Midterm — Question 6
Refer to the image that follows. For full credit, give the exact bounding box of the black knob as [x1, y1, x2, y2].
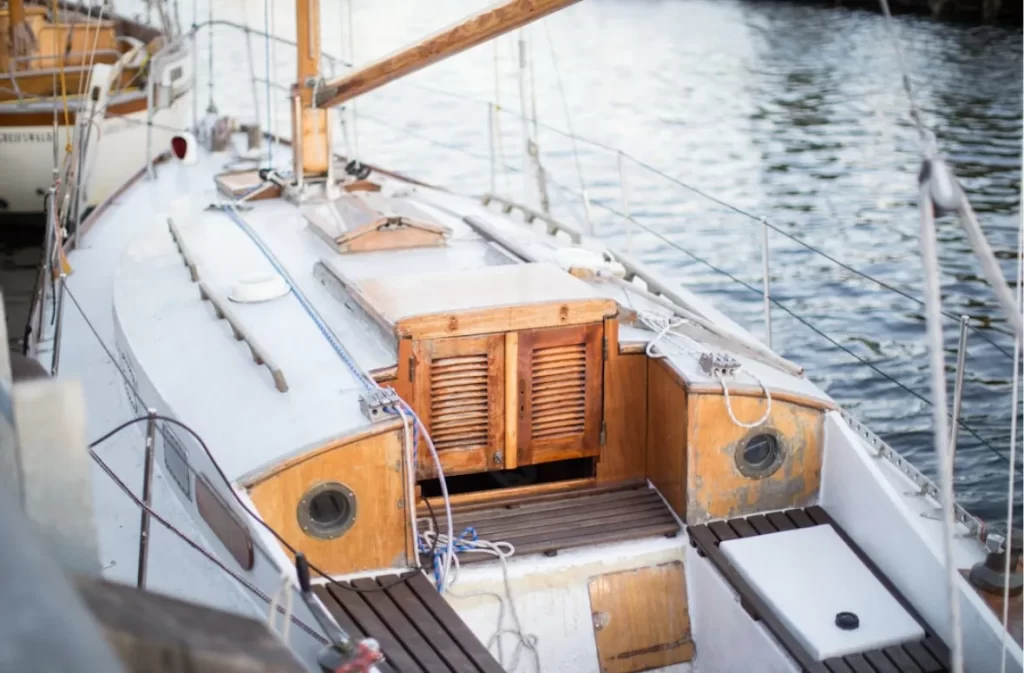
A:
[835, 612, 860, 630]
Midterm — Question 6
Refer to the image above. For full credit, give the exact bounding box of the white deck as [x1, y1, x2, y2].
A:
[36, 134, 1020, 673]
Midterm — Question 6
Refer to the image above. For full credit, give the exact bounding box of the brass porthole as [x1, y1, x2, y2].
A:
[734, 428, 786, 479]
[297, 482, 358, 540]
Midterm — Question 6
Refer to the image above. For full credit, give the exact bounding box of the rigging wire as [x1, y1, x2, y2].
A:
[349, 112, 1020, 471]
[542, 19, 590, 233]
[85, 437, 328, 644]
[396, 79, 1018, 351]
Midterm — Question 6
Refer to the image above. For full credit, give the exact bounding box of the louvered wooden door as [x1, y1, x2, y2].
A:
[516, 323, 604, 465]
[409, 334, 505, 479]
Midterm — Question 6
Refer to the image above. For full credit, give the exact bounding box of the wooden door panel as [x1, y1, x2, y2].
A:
[409, 334, 504, 479]
[516, 323, 603, 465]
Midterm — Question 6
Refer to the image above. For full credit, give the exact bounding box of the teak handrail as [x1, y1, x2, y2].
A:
[314, 0, 581, 109]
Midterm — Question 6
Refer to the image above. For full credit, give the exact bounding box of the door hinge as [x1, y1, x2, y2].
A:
[602, 335, 608, 361]
[599, 420, 607, 446]
[408, 355, 416, 382]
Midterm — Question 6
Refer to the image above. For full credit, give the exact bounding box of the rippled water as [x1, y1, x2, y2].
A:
[2, 0, 1020, 522]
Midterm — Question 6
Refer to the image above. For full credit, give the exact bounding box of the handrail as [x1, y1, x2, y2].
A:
[197, 282, 289, 393]
[47, 13, 1015, 476]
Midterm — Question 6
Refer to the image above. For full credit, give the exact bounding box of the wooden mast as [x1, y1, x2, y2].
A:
[314, 0, 582, 109]
[293, 0, 331, 179]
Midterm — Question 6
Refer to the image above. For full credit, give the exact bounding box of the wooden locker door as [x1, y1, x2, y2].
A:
[516, 323, 604, 466]
[409, 334, 505, 479]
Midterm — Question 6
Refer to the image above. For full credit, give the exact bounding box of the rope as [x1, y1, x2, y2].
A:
[542, 19, 589, 232]
[998, 187, 1023, 673]
[639, 310, 771, 428]
[718, 371, 772, 429]
[416, 522, 541, 673]
[267, 569, 295, 641]
[263, 0, 273, 166]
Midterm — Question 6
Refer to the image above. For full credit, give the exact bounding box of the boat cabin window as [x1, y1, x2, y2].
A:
[734, 430, 786, 479]
[297, 481, 358, 540]
[196, 475, 254, 570]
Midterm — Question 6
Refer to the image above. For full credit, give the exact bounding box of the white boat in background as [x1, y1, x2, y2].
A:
[21, 0, 1023, 671]
[0, 0, 190, 224]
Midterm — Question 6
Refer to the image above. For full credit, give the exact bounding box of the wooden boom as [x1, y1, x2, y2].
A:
[315, 0, 581, 109]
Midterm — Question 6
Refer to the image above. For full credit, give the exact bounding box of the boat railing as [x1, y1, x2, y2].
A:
[47, 18, 1013, 533]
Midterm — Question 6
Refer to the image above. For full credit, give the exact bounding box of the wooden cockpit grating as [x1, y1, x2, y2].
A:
[419, 482, 680, 565]
[688, 507, 951, 673]
[313, 571, 504, 673]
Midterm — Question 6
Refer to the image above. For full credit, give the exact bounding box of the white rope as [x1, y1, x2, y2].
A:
[639, 309, 771, 428]
[416, 524, 541, 673]
[998, 168, 1023, 673]
[717, 371, 772, 429]
[918, 183, 964, 673]
[267, 569, 294, 641]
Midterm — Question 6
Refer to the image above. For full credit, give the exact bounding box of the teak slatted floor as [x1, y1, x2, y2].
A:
[420, 482, 681, 565]
[689, 506, 952, 673]
[313, 571, 504, 673]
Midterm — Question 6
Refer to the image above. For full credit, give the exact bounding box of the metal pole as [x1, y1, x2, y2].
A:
[949, 315, 969, 469]
[136, 409, 158, 589]
[50, 273, 66, 377]
[761, 216, 772, 349]
[37, 187, 56, 340]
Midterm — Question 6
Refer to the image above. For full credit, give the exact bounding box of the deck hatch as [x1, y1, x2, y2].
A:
[688, 507, 952, 672]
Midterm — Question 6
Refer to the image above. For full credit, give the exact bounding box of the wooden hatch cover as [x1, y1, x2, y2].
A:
[304, 191, 450, 253]
[689, 506, 953, 673]
[588, 561, 694, 673]
[312, 571, 504, 673]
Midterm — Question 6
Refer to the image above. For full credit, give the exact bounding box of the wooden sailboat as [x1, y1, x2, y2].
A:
[25, 0, 1022, 671]
[0, 0, 190, 222]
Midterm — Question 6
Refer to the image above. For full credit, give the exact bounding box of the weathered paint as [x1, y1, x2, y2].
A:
[685, 393, 823, 524]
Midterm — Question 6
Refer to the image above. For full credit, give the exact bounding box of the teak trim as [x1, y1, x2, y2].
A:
[240, 419, 404, 487]
[394, 298, 617, 340]
[684, 382, 835, 411]
[418, 477, 602, 513]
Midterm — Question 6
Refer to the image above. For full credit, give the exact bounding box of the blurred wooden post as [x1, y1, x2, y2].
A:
[77, 577, 309, 673]
[0, 291, 99, 575]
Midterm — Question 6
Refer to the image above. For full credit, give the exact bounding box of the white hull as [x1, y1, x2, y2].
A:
[0, 94, 191, 217]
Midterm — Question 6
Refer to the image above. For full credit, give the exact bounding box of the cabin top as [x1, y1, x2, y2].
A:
[112, 155, 832, 484]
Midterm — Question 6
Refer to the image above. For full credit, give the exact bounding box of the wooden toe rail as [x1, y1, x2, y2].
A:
[689, 507, 951, 673]
[313, 571, 504, 673]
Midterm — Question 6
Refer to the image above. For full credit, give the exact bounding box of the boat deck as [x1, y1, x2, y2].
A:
[313, 571, 505, 673]
[689, 507, 952, 673]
